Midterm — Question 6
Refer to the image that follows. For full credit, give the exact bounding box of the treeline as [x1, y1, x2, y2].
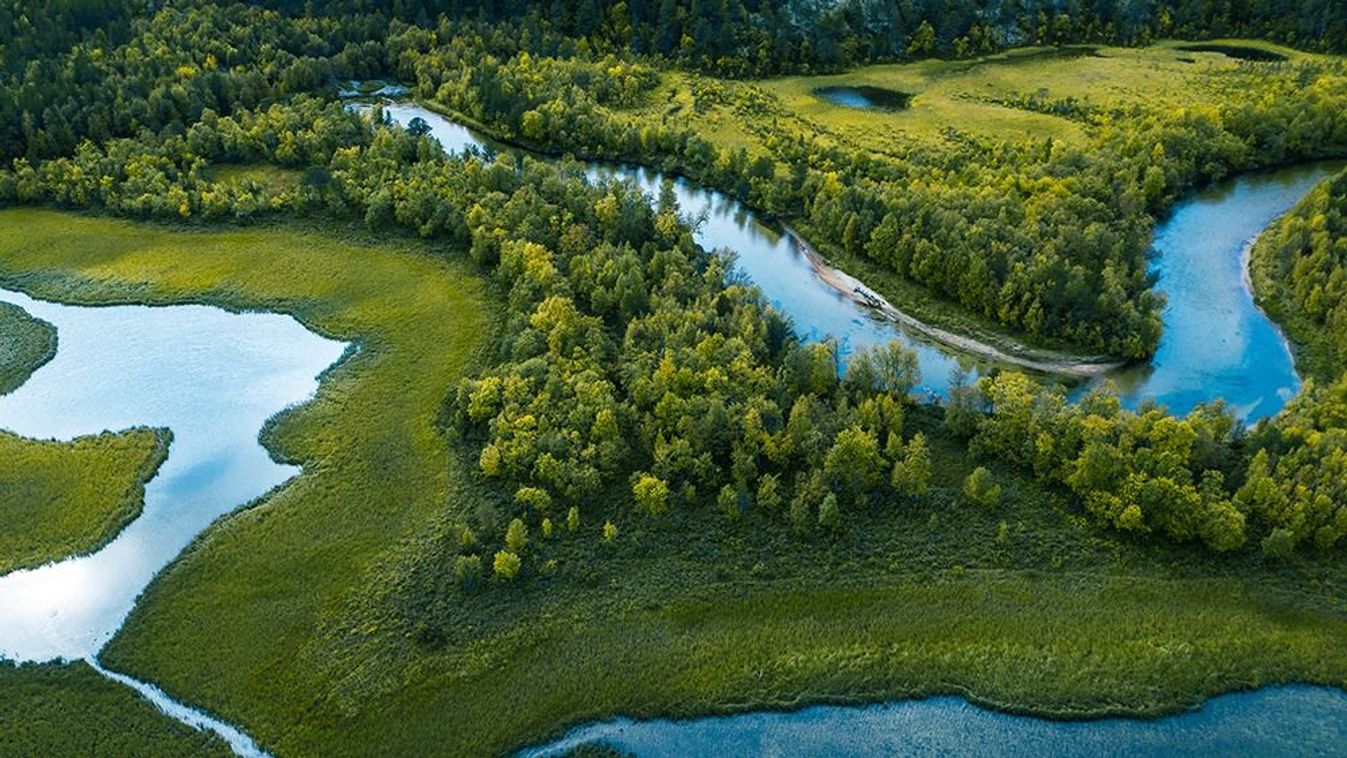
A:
[0, 1, 388, 161]
[273, 0, 1346, 75]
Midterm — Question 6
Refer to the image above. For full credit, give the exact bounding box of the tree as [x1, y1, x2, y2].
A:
[603, 520, 620, 542]
[515, 486, 552, 513]
[453, 555, 481, 589]
[757, 473, 781, 510]
[823, 425, 885, 503]
[406, 117, 431, 137]
[1262, 527, 1296, 559]
[892, 432, 931, 498]
[493, 549, 522, 579]
[567, 505, 581, 532]
[963, 467, 1002, 508]
[505, 518, 529, 552]
[718, 484, 742, 520]
[818, 492, 841, 530]
[632, 473, 670, 515]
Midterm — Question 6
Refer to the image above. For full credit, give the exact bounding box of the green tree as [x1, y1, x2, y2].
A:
[632, 473, 670, 515]
[493, 550, 522, 580]
[818, 492, 841, 530]
[892, 432, 931, 498]
[963, 467, 1002, 508]
[505, 518, 529, 552]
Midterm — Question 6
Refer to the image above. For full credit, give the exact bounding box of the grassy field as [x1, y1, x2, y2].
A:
[0, 427, 170, 574]
[2, 207, 1346, 756]
[0, 300, 57, 394]
[0, 661, 231, 756]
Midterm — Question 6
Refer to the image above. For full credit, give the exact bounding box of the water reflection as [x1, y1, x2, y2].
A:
[0, 289, 346, 661]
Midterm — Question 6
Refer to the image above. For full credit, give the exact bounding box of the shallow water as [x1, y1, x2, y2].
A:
[373, 101, 1342, 420]
[0, 288, 346, 661]
[520, 685, 1347, 757]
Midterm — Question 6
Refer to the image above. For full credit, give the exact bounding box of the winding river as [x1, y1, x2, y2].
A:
[365, 100, 1347, 755]
[376, 101, 1342, 421]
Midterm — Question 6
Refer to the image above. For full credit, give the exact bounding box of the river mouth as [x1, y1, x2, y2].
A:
[814, 85, 912, 111]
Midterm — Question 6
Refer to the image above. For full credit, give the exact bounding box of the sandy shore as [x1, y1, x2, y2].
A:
[783, 226, 1126, 378]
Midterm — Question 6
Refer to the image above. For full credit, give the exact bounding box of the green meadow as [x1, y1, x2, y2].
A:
[0, 661, 231, 757]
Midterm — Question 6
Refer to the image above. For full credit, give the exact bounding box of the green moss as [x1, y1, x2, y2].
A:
[0, 427, 170, 574]
[0, 300, 57, 395]
[0, 661, 232, 757]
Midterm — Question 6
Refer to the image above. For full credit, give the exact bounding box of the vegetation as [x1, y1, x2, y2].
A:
[0, 660, 231, 757]
[0, 300, 56, 394]
[1252, 167, 1347, 384]
[0, 427, 170, 574]
[4, 3, 1347, 757]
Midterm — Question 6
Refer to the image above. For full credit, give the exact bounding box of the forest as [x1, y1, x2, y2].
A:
[3, 0, 1347, 755]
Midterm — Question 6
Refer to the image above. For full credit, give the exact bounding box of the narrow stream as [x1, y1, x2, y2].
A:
[0, 287, 346, 755]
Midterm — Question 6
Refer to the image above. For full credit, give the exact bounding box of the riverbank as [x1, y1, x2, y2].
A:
[783, 225, 1123, 378]
[0, 301, 57, 394]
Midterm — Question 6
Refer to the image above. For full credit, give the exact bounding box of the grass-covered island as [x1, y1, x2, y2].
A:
[0, 300, 56, 395]
[3, 1, 1347, 757]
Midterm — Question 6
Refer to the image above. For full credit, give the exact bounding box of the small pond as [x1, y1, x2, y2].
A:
[814, 85, 912, 111]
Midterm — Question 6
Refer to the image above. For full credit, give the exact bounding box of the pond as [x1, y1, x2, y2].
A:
[813, 85, 912, 111]
[369, 100, 1342, 421]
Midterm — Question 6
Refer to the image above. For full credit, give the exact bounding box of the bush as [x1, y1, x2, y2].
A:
[964, 467, 1002, 508]
[493, 550, 522, 580]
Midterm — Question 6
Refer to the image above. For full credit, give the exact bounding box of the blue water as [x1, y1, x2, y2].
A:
[521, 686, 1347, 757]
[1100, 161, 1346, 422]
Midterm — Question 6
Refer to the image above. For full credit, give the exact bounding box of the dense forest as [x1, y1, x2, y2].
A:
[276, 0, 1346, 75]
[3, 0, 1347, 578]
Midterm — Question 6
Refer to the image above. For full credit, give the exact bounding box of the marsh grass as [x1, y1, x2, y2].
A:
[0, 427, 170, 574]
[0, 300, 57, 395]
[0, 660, 231, 757]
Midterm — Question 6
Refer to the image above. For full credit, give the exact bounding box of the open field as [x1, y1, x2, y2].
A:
[0, 427, 170, 575]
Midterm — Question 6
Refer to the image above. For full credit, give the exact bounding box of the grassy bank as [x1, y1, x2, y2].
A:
[3, 208, 1346, 756]
[0, 427, 170, 574]
[0, 661, 232, 757]
[0, 300, 57, 394]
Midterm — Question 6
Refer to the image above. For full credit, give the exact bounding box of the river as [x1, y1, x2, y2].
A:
[362, 99, 1347, 756]
[373, 100, 1342, 422]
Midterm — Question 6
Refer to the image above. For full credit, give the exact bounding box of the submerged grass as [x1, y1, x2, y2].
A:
[0, 427, 170, 575]
[1, 208, 1345, 756]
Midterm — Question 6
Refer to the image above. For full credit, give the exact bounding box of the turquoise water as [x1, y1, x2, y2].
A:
[0, 289, 345, 662]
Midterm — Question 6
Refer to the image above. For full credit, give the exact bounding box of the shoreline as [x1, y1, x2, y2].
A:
[782, 225, 1126, 378]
